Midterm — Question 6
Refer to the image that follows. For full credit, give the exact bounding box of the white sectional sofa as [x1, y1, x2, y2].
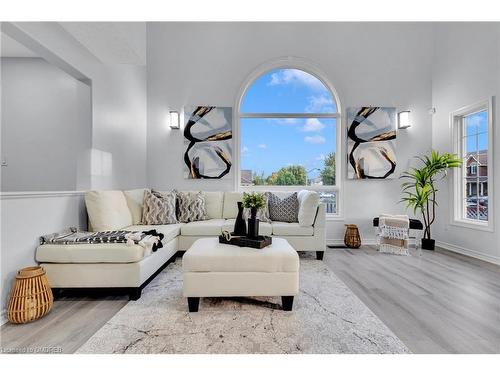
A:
[36, 189, 326, 300]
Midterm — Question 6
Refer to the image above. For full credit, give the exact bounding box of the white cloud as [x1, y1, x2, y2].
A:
[268, 69, 326, 91]
[304, 135, 326, 144]
[466, 112, 486, 128]
[257, 144, 267, 149]
[267, 118, 299, 126]
[305, 95, 335, 112]
[241, 146, 249, 155]
[302, 118, 325, 132]
[316, 154, 326, 161]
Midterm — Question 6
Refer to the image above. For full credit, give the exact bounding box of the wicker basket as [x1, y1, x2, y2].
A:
[7, 266, 53, 324]
[344, 224, 361, 249]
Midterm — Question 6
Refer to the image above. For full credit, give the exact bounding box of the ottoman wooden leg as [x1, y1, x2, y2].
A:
[187, 297, 200, 312]
[316, 251, 324, 260]
[282, 296, 294, 311]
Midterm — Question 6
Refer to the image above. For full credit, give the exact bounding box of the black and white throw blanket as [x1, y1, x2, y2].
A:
[40, 227, 165, 257]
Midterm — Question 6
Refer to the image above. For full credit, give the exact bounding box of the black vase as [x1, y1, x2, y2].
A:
[421, 238, 435, 251]
[247, 208, 259, 238]
[233, 202, 247, 236]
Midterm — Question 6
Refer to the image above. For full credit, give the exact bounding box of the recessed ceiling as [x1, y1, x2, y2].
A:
[59, 22, 146, 65]
[1, 32, 39, 58]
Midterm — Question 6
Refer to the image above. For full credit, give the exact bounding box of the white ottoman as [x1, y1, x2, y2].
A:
[182, 237, 299, 312]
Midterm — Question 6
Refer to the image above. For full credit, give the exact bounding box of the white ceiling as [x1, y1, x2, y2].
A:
[59, 22, 146, 65]
[1, 32, 39, 58]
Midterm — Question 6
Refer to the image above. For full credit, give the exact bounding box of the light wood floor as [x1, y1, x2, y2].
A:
[1, 248, 499, 354]
[326, 247, 500, 354]
[1, 296, 128, 354]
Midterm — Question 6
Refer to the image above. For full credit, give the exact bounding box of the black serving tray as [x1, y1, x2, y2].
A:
[218, 234, 272, 249]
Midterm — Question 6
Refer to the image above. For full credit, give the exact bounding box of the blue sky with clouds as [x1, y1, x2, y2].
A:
[465, 110, 488, 153]
[240, 69, 336, 179]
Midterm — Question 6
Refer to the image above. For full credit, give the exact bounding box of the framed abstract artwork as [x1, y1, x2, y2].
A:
[183, 106, 233, 179]
[347, 107, 397, 179]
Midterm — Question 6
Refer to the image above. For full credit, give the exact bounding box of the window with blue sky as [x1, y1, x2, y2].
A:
[239, 68, 339, 214]
[463, 110, 489, 221]
[241, 68, 336, 113]
[240, 68, 337, 187]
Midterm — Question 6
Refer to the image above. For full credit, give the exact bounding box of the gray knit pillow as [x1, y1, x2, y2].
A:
[176, 191, 208, 223]
[142, 190, 178, 225]
[266, 192, 299, 223]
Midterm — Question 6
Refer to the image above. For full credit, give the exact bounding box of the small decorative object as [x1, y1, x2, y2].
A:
[7, 266, 53, 324]
[347, 106, 397, 179]
[183, 105, 233, 179]
[401, 150, 461, 250]
[242, 192, 267, 239]
[220, 231, 272, 249]
[344, 224, 361, 248]
[233, 201, 247, 236]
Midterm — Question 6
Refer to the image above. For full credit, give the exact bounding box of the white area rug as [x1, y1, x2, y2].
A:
[77, 254, 410, 354]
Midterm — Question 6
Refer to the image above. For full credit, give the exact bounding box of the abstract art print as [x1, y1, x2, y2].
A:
[183, 106, 233, 179]
[347, 107, 397, 179]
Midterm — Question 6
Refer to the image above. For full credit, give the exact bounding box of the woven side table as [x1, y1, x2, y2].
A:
[7, 266, 53, 324]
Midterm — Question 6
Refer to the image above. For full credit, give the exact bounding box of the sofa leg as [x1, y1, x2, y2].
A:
[316, 251, 324, 260]
[129, 288, 142, 301]
[187, 297, 200, 312]
[282, 296, 294, 311]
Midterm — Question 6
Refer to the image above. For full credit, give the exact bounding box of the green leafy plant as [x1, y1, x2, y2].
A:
[242, 192, 267, 210]
[400, 150, 461, 240]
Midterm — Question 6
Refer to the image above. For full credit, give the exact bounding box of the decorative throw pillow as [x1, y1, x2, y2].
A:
[266, 192, 299, 223]
[176, 191, 208, 223]
[297, 190, 320, 227]
[141, 190, 178, 225]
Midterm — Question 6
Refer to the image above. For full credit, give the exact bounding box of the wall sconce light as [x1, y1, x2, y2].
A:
[398, 111, 411, 129]
[169, 110, 180, 129]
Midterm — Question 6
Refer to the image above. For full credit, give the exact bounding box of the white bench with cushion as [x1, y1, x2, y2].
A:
[182, 237, 299, 311]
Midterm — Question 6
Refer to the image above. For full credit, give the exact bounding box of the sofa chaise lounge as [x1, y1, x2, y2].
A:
[36, 189, 326, 300]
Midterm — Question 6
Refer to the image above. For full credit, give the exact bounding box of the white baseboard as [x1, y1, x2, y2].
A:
[436, 241, 500, 265]
[326, 238, 379, 246]
[327, 237, 417, 248]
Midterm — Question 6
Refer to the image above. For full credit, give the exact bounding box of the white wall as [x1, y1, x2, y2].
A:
[4, 22, 148, 190]
[147, 22, 434, 243]
[431, 23, 500, 264]
[1, 57, 92, 192]
[0, 22, 148, 320]
[0, 193, 86, 324]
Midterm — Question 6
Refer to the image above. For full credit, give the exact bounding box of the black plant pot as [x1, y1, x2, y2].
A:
[233, 202, 247, 236]
[247, 218, 260, 239]
[421, 238, 435, 251]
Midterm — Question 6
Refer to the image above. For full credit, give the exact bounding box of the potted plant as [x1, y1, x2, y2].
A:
[242, 192, 267, 238]
[400, 151, 461, 250]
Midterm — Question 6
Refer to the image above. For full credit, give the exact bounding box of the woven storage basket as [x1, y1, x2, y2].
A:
[344, 224, 361, 249]
[7, 266, 53, 324]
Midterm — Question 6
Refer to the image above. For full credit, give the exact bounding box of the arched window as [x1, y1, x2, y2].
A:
[237, 65, 341, 215]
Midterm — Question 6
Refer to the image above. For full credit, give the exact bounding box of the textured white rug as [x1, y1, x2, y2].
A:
[77, 254, 410, 354]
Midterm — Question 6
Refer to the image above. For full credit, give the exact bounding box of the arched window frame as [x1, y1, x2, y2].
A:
[234, 57, 343, 218]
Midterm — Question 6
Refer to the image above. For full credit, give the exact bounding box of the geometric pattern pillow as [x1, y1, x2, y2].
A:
[266, 192, 299, 223]
[141, 190, 178, 225]
[176, 191, 208, 223]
